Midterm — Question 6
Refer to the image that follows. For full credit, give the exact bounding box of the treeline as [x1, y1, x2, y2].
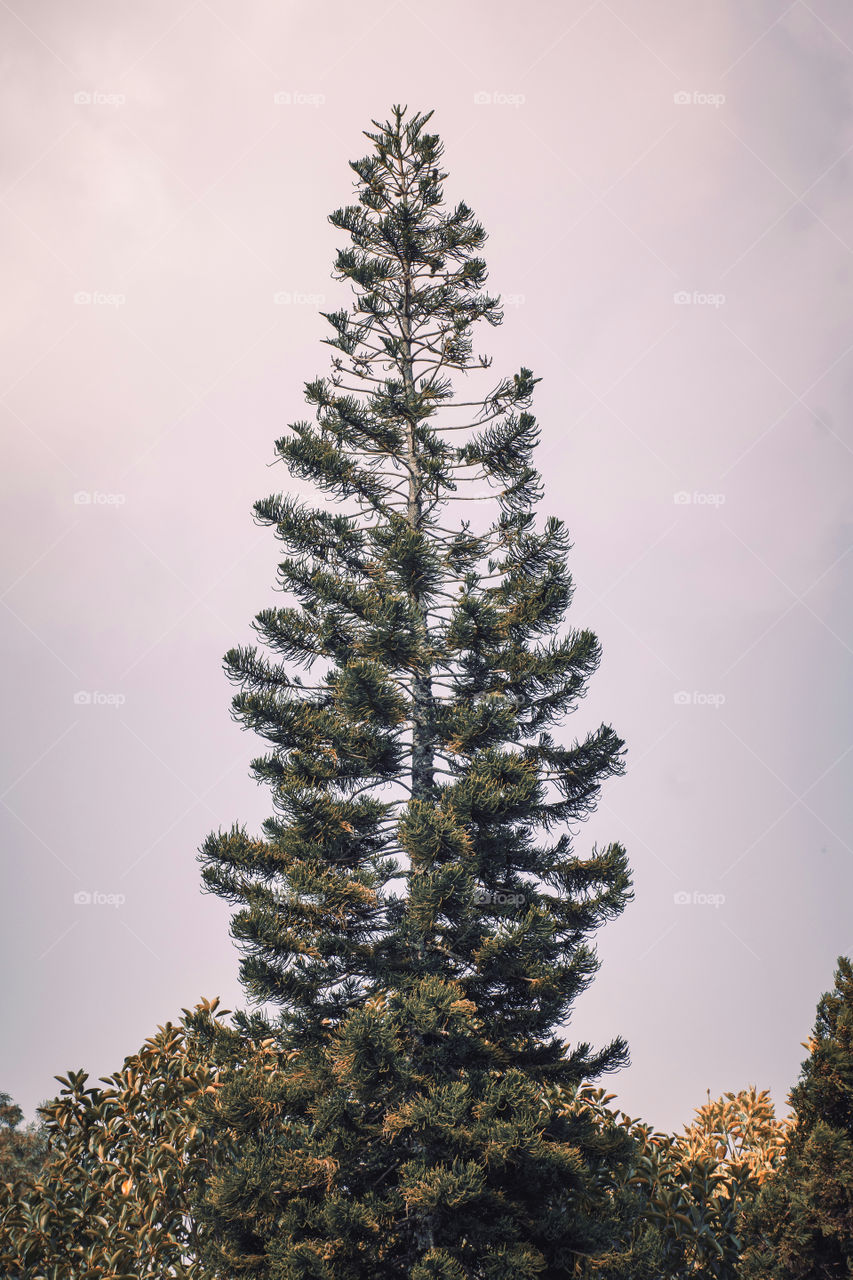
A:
[1, 960, 851, 1277]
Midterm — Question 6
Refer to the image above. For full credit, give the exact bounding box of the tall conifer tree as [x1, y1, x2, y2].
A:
[198, 105, 635, 1279]
[740, 957, 853, 1279]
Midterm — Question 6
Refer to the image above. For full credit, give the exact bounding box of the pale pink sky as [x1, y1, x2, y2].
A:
[2, 0, 852, 1132]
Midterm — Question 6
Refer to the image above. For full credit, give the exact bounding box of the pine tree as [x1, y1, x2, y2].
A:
[197, 105, 634, 1279]
[740, 957, 853, 1279]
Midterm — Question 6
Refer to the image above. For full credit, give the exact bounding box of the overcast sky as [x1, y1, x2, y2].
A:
[2, 0, 851, 1134]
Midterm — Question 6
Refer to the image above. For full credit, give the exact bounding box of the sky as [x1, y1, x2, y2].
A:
[1, 0, 851, 1134]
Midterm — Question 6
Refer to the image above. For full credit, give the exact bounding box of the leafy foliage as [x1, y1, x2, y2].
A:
[563, 1085, 787, 1280]
[0, 1046, 789, 1280]
[0, 999, 259, 1279]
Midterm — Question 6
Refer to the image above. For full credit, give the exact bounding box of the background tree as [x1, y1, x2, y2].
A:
[740, 956, 853, 1279]
[196, 104, 635, 1279]
[0, 1093, 48, 1188]
[658, 1086, 785, 1279]
[564, 1084, 786, 1280]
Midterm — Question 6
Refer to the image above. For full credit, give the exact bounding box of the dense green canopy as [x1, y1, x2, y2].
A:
[740, 957, 853, 1279]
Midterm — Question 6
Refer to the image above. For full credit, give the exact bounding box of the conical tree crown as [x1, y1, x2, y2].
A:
[200, 105, 629, 1077]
